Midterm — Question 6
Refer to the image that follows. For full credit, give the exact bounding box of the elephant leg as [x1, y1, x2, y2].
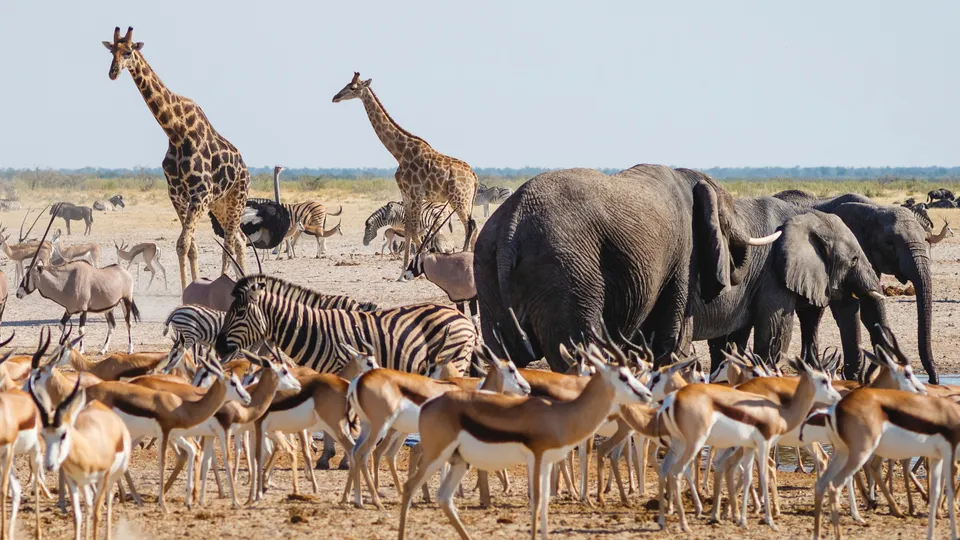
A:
[796, 304, 825, 362]
[707, 326, 752, 375]
[646, 275, 689, 368]
[754, 304, 794, 367]
[829, 296, 865, 381]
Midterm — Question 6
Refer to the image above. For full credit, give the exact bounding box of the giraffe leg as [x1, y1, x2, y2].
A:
[400, 198, 423, 278]
[452, 202, 476, 253]
[176, 201, 205, 290]
[213, 194, 247, 278]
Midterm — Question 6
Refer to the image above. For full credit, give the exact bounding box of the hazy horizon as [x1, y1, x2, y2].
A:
[1, 1, 957, 170]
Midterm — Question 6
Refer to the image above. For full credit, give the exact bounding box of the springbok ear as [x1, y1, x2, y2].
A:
[102, 41, 114, 51]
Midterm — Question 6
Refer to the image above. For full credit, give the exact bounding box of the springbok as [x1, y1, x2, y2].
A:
[115, 240, 168, 290]
[297, 219, 342, 258]
[0, 227, 56, 285]
[16, 257, 140, 355]
[927, 218, 954, 246]
[397, 331, 652, 540]
[84, 355, 250, 511]
[813, 384, 960, 540]
[28, 376, 131, 540]
[51, 232, 102, 267]
[657, 355, 842, 532]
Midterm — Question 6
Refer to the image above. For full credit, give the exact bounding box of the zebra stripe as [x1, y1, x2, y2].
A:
[249, 275, 378, 311]
[217, 276, 474, 374]
[474, 184, 513, 217]
[362, 201, 452, 246]
[164, 304, 225, 350]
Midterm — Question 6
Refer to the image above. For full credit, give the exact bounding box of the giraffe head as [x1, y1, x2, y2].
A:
[332, 72, 372, 103]
[102, 26, 144, 80]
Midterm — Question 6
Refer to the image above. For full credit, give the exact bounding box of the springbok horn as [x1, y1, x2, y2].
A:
[0, 331, 14, 350]
[491, 325, 516, 365]
[746, 230, 783, 246]
[31, 327, 51, 370]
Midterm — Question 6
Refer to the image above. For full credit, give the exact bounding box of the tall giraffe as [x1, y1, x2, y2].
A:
[103, 27, 248, 290]
[333, 73, 478, 273]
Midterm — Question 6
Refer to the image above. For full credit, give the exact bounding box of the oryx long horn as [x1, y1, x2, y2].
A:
[507, 307, 536, 359]
[0, 331, 14, 350]
[213, 237, 244, 277]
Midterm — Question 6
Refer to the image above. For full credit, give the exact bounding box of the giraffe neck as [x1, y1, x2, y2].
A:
[127, 52, 184, 143]
[359, 88, 428, 162]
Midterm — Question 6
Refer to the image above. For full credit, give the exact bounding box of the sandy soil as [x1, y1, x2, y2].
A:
[0, 195, 958, 539]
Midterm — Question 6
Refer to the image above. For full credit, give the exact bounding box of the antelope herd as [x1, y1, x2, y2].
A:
[0, 197, 953, 540]
[0, 23, 954, 540]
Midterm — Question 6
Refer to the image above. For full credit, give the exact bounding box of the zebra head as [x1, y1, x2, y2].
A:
[363, 202, 403, 246]
[215, 277, 269, 359]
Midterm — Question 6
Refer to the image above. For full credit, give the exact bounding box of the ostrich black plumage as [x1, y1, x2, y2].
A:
[209, 199, 291, 250]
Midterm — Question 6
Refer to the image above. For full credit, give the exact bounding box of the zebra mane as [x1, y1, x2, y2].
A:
[236, 274, 377, 311]
[909, 205, 934, 231]
[366, 201, 404, 227]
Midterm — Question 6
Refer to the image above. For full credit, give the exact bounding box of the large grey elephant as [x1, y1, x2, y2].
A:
[693, 205, 886, 374]
[773, 192, 938, 383]
[474, 165, 781, 372]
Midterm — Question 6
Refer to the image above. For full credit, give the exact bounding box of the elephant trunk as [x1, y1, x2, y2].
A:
[903, 245, 937, 384]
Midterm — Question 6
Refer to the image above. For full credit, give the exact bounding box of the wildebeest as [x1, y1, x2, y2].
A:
[50, 203, 94, 235]
[927, 188, 955, 203]
[93, 194, 125, 212]
[929, 199, 958, 209]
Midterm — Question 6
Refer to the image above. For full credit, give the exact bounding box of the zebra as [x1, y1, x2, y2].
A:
[474, 184, 513, 217]
[214, 274, 475, 376]
[282, 201, 343, 258]
[163, 304, 224, 358]
[362, 201, 454, 254]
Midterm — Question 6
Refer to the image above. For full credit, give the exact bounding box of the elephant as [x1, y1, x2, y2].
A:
[473, 164, 781, 372]
[689, 202, 886, 375]
[774, 192, 939, 383]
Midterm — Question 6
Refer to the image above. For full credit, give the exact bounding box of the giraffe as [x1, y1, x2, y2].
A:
[103, 27, 248, 290]
[332, 72, 478, 274]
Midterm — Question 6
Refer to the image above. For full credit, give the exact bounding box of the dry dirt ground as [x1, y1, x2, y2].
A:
[0, 195, 958, 539]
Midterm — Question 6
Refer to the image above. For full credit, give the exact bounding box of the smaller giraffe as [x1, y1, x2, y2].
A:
[333, 73, 478, 274]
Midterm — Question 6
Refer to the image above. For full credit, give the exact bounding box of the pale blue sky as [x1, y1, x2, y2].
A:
[0, 1, 957, 169]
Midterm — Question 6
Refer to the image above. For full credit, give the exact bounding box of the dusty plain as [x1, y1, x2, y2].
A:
[1, 190, 958, 539]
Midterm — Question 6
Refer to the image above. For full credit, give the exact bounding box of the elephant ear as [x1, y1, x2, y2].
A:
[776, 213, 832, 307]
[692, 180, 730, 302]
[692, 179, 748, 302]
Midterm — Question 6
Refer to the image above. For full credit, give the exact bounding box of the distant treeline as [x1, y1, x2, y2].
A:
[1, 166, 960, 181]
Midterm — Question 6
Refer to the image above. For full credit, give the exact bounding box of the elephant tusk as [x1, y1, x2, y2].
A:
[868, 291, 886, 301]
[746, 230, 782, 246]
